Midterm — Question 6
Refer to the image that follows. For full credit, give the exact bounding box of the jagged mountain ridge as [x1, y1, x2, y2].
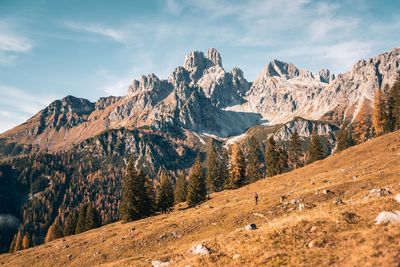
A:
[1, 47, 400, 156]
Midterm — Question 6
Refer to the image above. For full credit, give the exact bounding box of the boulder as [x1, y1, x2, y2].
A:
[189, 244, 210, 255]
[374, 211, 400, 224]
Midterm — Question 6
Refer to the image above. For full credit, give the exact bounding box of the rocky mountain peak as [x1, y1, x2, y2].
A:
[127, 73, 162, 96]
[183, 48, 223, 81]
[266, 59, 300, 79]
[318, 68, 335, 83]
[206, 48, 222, 67]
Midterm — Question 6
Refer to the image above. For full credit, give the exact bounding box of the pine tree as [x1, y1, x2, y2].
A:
[372, 88, 385, 136]
[85, 204, 102, 230]
[45, 224, 61, 243]
[336, 124, 354, 152]
[388, 78, 400, 131]
[288, 131, 303, 169]
[227, 144, 246, 188]
[246, 137, 264, 182]
[206, 139, 223, 192]
[75, 204, 87, 234]
[277, 147, 289, 174]
[265, 136, 279, 177]
[22, 234, 30, 250]
[120, 157, 155, 222]
[307, 129, 324, 163]
[174, 172, 187, 203]
[156, 172, 174, 213]
[186, 155, 207, 207]
[63, 210, 78, 236]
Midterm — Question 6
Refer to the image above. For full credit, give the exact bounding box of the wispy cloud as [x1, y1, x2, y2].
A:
[0, 21, 33, 64]
[0, 85, 57, 133]
[64, 21, 128, 44]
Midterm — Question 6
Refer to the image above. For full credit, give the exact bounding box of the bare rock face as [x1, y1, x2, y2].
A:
[318, 69, 335, 83]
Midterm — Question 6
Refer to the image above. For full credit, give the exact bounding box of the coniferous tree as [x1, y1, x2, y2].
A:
[352, 101, 372, 144]
[388, 78, 400, 130]
[265, 136, 279, 177]
[383, 84, 394, 133]
[307, 129, 324, 163]
[186, 155, 207, 207]
[206, 139, 223, 192]
[372, 88, 385, 136]
[9, 228, 22, 252]
[246, 137, 264, 182]
[120, 157, 155, 222]
[156, 172, 174, 213]
[227, 144, 246, 188]
[22, 234, 30, 250]
[277, 147, 289, 174]
[75, 205, 87, 234]
[336, 124, 354, 152]
[85, 204, 102, 230]
[45, 224, 61, 243]
[63, 211, 78, 236]
[288, 131, 303, 169]
[174, 172, 187, 203]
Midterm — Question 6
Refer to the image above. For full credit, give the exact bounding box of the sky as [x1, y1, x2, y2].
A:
[0, 0, 400, 133]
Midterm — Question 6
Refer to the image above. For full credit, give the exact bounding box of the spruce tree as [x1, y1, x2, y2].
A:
[383, 84, 394, 133]
[85, 204, 102, 230]
[277, 147, 289, 174]
[246, 137, 264, 182]
[156, 172, 174, 213]
[265, 136, 279, 177]
[227, 144, 246, 188]
[186, 155, 207, 207]
[75, 204, 87, 234]
[336, 124, 354, 152]
[63, 210, 78, 236]
[288, 131, 303, 169]
[307, 129, 325, 163]
[120, 157, 155, 222]
[206, 139, 221, 192]
[174, 172, 187, 203]
[389, 78, 400, 130]
[372, 88, 385, 136]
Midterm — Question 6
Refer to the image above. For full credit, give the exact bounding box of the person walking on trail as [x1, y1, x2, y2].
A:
[254, 192, 259, 206]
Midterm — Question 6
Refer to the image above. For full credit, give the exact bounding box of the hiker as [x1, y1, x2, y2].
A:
[254, 192, 259, 206]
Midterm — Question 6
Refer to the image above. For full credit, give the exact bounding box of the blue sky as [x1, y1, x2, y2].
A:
[0, 0, 400, 133]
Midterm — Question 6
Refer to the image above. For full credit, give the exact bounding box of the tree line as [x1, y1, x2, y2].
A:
[119, 129, 328, 222]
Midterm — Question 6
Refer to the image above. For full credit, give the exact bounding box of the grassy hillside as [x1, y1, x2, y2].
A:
[1, 131, 400, 266]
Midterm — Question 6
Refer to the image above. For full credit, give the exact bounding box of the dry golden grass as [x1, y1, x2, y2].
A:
[1, 131, 400, 266]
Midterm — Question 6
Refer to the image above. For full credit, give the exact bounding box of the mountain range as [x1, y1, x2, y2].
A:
[1, 47, 400, 158]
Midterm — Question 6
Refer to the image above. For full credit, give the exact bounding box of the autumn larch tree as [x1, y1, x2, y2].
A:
[186, 155, 207, 207]
[22, 234, 30, 250]
[227, 144, 246, 188]
[372, 88, 385, 136]
[352, 100, 372, 144]
[45, 223, 62, 243]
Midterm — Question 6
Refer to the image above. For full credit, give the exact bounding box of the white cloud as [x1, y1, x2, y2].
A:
[0, 22, 33, 64]
[166, 0, 183, 15]
[0, 85, 57, 133]
[64, 21, 128, 44]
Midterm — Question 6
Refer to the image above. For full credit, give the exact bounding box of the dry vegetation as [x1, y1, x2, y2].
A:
[1, 131, 400, 266]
